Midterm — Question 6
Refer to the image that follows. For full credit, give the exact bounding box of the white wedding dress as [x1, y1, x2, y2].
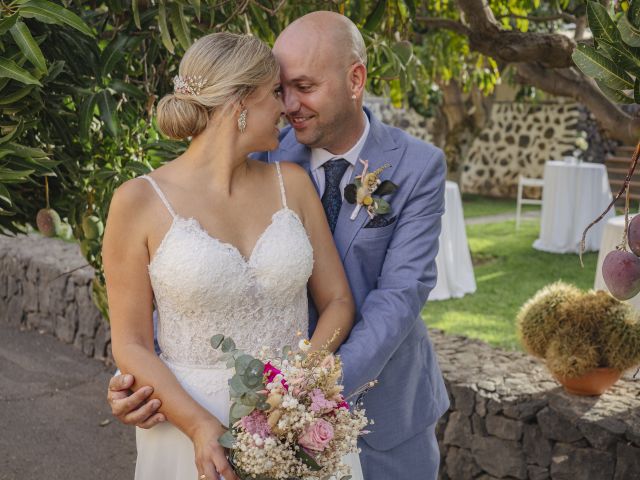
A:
[135, 163, 363, 480]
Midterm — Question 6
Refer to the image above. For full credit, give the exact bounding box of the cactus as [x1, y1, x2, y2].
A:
[518, 283, 640, 378]
[516, 282, 582, 358]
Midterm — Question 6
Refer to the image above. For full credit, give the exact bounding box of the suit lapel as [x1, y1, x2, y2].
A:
[333, 111, 402, 261]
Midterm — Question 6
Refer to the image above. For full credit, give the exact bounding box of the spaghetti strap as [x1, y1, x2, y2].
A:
[140, 175, 177, 219]
[274, 162, 288, 209]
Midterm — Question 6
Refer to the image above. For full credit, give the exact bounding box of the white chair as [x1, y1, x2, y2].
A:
[516, 175, 544, 230]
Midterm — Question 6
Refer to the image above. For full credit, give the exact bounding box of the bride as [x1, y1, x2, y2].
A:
[103, 33, 362, 480]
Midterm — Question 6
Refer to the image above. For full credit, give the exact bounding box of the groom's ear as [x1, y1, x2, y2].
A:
[348, 62, 367, 99]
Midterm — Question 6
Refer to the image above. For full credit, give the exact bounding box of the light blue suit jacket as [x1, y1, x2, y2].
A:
[258, 108, 450, 451]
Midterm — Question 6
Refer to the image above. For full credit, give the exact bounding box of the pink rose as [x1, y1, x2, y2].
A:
[298, 419, 334, 452]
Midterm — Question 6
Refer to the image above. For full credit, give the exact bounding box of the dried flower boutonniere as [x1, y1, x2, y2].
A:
[344, 159, 398, 221]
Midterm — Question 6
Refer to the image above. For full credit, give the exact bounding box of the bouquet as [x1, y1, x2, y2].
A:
[210, 332, 372, 480]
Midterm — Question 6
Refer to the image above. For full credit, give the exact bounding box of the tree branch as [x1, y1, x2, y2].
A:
[495, 13, 578, 24]
[414, 17, 471, 36]
[515, 63, 640, 144]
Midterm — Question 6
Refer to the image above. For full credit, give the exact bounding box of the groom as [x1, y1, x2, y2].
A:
[108, 11, 449, 479]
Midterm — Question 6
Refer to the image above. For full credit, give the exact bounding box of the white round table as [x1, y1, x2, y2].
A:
[594, 215, 640, 310]
[533, 161, 614, 254]
[430, 181, 476, 301]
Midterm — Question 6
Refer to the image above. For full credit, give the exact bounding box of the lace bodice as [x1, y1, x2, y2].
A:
[140, 163, 313, 368]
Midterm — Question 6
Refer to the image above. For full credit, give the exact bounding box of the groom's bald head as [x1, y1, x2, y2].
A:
[275, 11, 366, 69]
[273, 12, 368, 153]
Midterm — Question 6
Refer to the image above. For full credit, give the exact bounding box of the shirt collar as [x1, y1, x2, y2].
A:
[310, 111, 370, 172]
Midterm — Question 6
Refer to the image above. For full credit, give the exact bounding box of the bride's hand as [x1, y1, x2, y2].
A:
[190, 419, 240, 480]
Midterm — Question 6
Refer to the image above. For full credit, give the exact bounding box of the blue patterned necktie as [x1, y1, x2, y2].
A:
[321, 158, 350, 233]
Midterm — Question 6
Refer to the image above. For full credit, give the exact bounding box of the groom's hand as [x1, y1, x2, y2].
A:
[107, 373, 166, 429]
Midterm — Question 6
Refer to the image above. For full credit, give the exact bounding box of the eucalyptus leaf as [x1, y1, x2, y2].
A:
[229, 374, 251, 394]
[235, 354, 255, 375]
[344, 183, 357, 204]
[230, 401, 255, 419]
[295, 448, 322, 471]
[240, 392, 260, 406]
[218, 430, 236, 449]
[375, 180, 398, 196]
[246, 359, 265, 378]
[256, 400, 270, 411]
[210, 334, 224, 349]
[373, 197, 391, 214]
[221, 337, 236, 353]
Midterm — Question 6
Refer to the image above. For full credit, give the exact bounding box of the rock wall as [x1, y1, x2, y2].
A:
[2, 234, 639, 479]
[367, 98, 590, 198]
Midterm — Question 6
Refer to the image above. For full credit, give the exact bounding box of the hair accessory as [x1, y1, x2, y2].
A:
[238, 108, 247, 133]
[173, 75, 207, 96]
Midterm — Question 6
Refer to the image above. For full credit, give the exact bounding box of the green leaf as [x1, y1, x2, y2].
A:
[100, 35, 129, 78]
[240, 392, 260, 406]
[0, 57, 42, 86]
[234, 354, 255, 375]
[634, 77, 640, 104]
[587, 1, 619, 45]
[0, 183, 12, 206]
[158, 2, 175, 54]
[132, 0, 141, 29]
[248, 4, 273, 42]
[246, 359, 264, 378]
[630, 0, 640, 29]
[256, 399, 270, 411]
[230, 401, 254, 419]
[19, 0, 94, 37]
[0, 85, 35, 105]
[363, 0, 387, 32]
[6, 142, 48, 159]
[189, 0, 201, 20]
[218, 430, 236, 449]
[221, 337, 236, 353]
[169, 3, 191, 51]
[110, 79, 146, 100]
[210, 333, 224, 349]
[375, 180, 398, 196]
[618, 13, 640, 47]
[595, 79, 634, 104]
[0, 167, 35, 182]
[10, 21, 47, 74]
[572, 43, 634, 90]
[0, 14, 18, 35]
[295, 448, 322, 471]
[392, 41, 412, 64]
[373, 197, 391, 214]
[78, 94, 97, 142]
[96, 89, 118, 137]
[597, 41, 640, 76]
[344, 183, 357, 204]
[229, 374, 251, 394]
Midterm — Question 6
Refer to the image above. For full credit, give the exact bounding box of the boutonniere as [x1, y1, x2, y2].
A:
[344, 159, 398, 221]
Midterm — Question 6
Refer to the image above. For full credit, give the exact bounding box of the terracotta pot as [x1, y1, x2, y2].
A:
[553, 367, 622, 396]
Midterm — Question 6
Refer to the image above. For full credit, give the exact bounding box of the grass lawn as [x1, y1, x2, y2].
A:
[421, 219, 598, 351]
[462, 193, 540, 219]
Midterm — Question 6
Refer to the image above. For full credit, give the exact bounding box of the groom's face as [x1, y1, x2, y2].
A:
[273, 34, 354, 152]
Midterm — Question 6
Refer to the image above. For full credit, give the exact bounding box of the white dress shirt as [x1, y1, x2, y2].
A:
[310, 112, 370, 200]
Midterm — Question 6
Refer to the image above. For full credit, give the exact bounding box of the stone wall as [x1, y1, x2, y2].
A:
[0, 234, 110, 362]
[2, 234, 639, 479]
[367, 97, 591, 198]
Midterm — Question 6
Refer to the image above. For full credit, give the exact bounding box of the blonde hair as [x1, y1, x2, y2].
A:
[157, 33, 279, 140]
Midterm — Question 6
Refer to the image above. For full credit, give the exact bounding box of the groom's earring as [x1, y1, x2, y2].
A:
[237, 108, 247, 133]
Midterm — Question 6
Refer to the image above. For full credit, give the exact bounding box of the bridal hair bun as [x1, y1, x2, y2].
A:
[157, 32, 279, 140]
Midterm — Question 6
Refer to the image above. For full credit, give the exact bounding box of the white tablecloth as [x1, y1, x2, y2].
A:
[594, 215, 640, 310]
[533, 161, 614, 254]
[430, 181, 476, 301]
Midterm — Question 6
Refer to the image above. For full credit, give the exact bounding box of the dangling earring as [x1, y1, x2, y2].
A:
[237, 108, 247, 133]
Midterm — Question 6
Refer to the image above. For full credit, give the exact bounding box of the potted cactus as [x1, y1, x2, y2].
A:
[517, 282, 640, 395]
